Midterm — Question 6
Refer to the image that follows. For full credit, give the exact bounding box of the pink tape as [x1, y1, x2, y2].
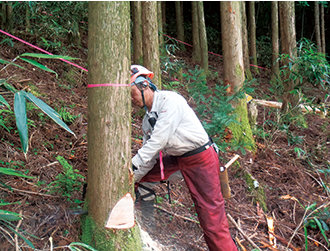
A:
[0, 29, 88, 72]
[163, 33, 269, 70]
[87, 83, 130, 88]
[159, 151, 164, 180]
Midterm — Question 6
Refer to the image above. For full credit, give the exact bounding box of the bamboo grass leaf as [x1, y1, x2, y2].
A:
[0, 58, 24, 69]
[0, 209, 22, 221]
[20, 53, 78, 61]
[0, 94, 11, 109]
[22, 91, 75, 136]
[14, 92, 28, 154]
[0, 167, 34, 179]
[19, 57, 58, 78]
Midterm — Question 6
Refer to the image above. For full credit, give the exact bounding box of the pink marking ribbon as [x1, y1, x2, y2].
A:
[0, 28, 88, 72]
[159, 151, 165, 180]
[87, 83, 130, 88]
[163, 33, 269, 70]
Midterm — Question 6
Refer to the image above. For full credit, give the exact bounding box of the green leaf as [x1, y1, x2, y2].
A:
[0, 58, 24, 69]
[0, 167, 34, 179]
[18, 57, 58, 78]
[20, 53, 78, 61]
[22, 91, 75, 136]
[6, 224, 35, 249]
[14, 92, 29, 154]
[0, 209, 22, 221]
[0, 94, 11, 109]
[0, 80, 18, 93]
[0, 119, 10, 132]
[314, 217, 330, 245]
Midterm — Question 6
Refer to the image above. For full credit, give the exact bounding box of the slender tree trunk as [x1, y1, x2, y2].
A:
[142, 1, 161, 88]
[132, 1, 143, 65]
[248, 1, 259, 74]
[192, 1, 201, 63]
[161, 2, 166, 34]
[279, 1, 298, 113]
[25, 3, 31, 33]
[314, 2, 321, 53]
[157, 2, 164, 55]
[320, 4, 326, 55]
[85, 2, 141, 249]
[198, 1, 208, 74]
[175, 1, 184, 42]
[271, 1, 279, 78]
[6, 2, 13, 33]
[240, 2, 251, 79]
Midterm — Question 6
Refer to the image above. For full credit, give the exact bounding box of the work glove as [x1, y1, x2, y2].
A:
[132, 164, 138, 171]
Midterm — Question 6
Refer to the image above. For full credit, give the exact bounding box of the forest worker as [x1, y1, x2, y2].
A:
[130, 65, 237, 251]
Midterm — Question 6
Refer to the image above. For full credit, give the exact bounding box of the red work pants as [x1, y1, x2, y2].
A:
[139, 147, 237, 251]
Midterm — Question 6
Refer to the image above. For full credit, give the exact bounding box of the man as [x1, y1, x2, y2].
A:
[131, 65, 237, 251]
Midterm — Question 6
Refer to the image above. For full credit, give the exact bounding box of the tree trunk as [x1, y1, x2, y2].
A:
[175, 1, 184, 42]
[1, 3, 6, 29]
[248, 1, 259, 74]
[271, 1, 279, 78]
[84, 2, 141, 250]
[220, 1, 255, 150]
[198, 1, 208, 74]
[157, 2, 165, 55]
[314, 2, 321, 53]
[142, 1, 161, 88]
[132, 1, 143, 65]
[240, 2, 251, 80]
[6, 2, 13, 33]
[192, 1, 201, 64]
[25, 3, 31, 33]
[161, 2, 166, 33]
[320, 4, 326, 55]
[279, 1, 298, 113]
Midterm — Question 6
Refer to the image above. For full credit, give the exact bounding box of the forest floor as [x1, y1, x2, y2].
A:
[0, 36, 329, 251]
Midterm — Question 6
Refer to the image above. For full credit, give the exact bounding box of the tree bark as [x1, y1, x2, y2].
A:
[132, 1, 143, 65]
[161, 2, 166, 33]
[271, 1, 279, 78]
[175, 1, 185, 42]
[240, 2, 251, 79]
[142, 1, 161, 88]
[220, 1, 255, 148]
[248, 1, 259, 74]
[85, 2, 141, 249]
[279, 1, 298, 113]
[320, 4, 326, 55]
[157, 2, 165, 55]
[198, 1, 208, 74]
[220, 1, 255, 200]
[192, 1, 201, 63]
[314, 2, 321, 53]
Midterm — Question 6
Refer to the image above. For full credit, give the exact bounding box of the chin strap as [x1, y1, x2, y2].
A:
[140, 89, 148, 112]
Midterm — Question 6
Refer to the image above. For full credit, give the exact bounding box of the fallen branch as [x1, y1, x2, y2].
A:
[15, 210, 23, 251]
[0, 186, 58, 197]
[154, 205, 199, 224]
[252, 99, 325, 116]
[227, 213, 261, 251]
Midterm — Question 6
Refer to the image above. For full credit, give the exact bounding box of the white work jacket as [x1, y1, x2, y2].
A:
[132, 90, 209, 182]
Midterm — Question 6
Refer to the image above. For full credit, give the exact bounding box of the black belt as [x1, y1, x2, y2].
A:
[180, 141, 212, 158]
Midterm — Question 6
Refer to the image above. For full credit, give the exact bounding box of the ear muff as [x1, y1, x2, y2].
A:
[134, 76, 150, 91]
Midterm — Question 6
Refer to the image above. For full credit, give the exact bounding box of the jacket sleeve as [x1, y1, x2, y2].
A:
[133, 95, 183, 182]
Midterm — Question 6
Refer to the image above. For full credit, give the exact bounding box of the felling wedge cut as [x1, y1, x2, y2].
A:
[105, 193, 135, 229]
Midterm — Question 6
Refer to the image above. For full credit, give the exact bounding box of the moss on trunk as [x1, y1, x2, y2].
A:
[229, 99, 256, 152]
[81, 214, 142, 251]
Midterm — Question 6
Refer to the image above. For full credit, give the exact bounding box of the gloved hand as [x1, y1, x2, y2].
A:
[132, 164, 138, 171]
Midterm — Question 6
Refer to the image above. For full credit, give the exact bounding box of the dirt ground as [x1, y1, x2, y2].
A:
[0, 38, 329, 251]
